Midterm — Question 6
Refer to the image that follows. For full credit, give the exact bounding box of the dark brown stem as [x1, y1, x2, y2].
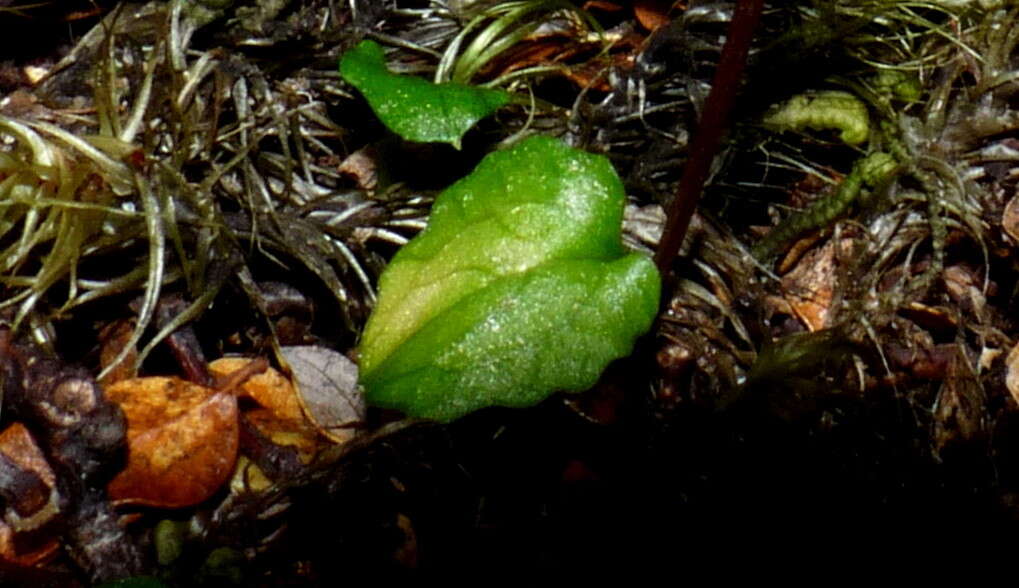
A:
[653, 0, 765, 275]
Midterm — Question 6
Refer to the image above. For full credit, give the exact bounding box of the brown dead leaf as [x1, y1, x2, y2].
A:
[0, 522, 59, 569]
[901, 302, 958, 332]
[98, 318, 138, 388]
[480, 35, 608, 88]
[280, 346, 365, 443]
[477, 22, 642, 92]
[635, 0, 678, 31]
[1006, 341, 1019, 406]
[771, 238, 854, 332]
[337, 146, 380, 192]
[943, 264, 987, 318]
[777, 232, 825, 275]
[933, 349, 987, 455]
[1003, 192, 1019, 242]
[557, 48, 643, 91]
[0, 424, 56, 505]
[210, 357, 303, 423]
[0, 423, 60, 568]
[106, 377, 239, 508]
[394, 513, 418, 569]
[582, 1, 624, 12]
[211, 358, 322, 468]
[245, 408, 320, 464]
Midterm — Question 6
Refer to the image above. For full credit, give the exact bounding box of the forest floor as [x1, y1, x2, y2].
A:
[1, 0, 1018, 584]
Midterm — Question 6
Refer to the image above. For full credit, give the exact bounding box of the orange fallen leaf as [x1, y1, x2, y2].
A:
[211, 357, 323, 466]
[1006, 342, 1019, 406]
[209, 357, 303, 423]
[768, 237, 854, 332]
[0, 423, 60, 568]
[245, 407, 320, 464]
[0, 523, 59, 569]
[0, 424, 56, 500]
[635, 0, 678, 31]
[582, 1, 624, 12]
[106, 377, 239, 508]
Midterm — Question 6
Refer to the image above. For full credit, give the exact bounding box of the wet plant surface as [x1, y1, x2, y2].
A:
[1, 0, 1019, 583]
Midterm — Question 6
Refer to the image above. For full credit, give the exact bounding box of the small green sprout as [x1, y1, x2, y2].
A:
[340, 40, 510, 148]
[870, 70, 922, 103]
[753, 151, 899, 259]
[763, 90, 870, 145]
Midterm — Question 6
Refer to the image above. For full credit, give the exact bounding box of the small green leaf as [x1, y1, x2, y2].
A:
[359, 136, 660, 422]
[763, 90, 870, 145]
[339, 40, 510, 148]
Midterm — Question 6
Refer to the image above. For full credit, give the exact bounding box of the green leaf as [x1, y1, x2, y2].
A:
[359, 136, 660, 422]
[763, 90, 870, 145]
[339, 40, 510, 148]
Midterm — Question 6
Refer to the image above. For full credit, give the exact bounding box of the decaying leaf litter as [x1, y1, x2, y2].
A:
[2, 0, 1019, 582]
